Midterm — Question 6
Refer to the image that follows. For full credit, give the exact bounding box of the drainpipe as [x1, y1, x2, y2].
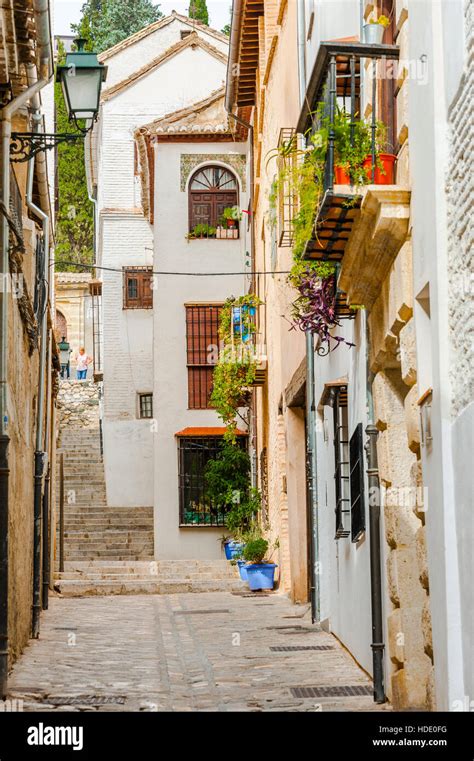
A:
[26, 109, 51, 638]
[366, 316, 386, 703]
[306, 331, 320, 623]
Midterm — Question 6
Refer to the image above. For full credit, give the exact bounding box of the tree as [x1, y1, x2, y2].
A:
[188, 0, 209, 26]
[73, 0, 163, 52]
[54, 41, 94, 271]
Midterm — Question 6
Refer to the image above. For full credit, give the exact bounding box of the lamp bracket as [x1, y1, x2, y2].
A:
[10, 132, 86, 163]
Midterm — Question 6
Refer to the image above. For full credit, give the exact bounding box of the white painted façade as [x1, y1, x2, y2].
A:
[86, 13, 249, 559]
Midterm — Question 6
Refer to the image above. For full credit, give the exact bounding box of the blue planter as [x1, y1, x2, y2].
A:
[237, 559, 248, 581]
[224, 541, 244, 560]
[246, 563, 278, 591]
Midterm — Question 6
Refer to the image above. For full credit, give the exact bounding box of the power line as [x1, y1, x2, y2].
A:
[54, 260, 292, 277]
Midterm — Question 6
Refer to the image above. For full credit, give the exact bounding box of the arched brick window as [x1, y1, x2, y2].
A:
[55, 310, 67, 341]
[188, 165, 238, 230]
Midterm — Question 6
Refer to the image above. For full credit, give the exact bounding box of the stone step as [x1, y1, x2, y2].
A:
[63, 553, 155, 561]
[53, 578, 245, 597]
[59, 521, 154, 529]
[57, 571, 237, 581]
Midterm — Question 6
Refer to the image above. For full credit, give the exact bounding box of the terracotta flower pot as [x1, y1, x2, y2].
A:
[334, 165, 351, 185]
[363, 153, 396, 185]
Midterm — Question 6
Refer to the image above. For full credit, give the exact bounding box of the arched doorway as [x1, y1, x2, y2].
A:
[55, 310, 67, 342]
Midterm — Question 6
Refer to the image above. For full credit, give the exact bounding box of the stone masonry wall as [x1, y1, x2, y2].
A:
[57, 380, 100, 431]
[446, 1, 473, 419]
[370, 251, 434, 709]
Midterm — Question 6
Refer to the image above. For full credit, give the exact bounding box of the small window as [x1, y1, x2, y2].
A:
[188, 165, 239, 233]
[178, 435, 247, 526]
[139, 393, 153, 419]
[332, 386, 350, 539]
[123, 267, 153, 309]
[350, 422, 366, 542]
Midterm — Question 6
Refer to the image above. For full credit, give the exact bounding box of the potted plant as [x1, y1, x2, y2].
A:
[243, 537, 278, 591]
[220, 206, 242, 229]
[363, 14, 390, 45]
[186, 223, 217, 240]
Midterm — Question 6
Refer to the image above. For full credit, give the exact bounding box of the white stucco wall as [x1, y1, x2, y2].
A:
[153, 141, 247, 560]
[314, 313, 373, 675]
[94, 22, 230, 509]
[100, 16, 228, 88]
[408, 0, 470, 710]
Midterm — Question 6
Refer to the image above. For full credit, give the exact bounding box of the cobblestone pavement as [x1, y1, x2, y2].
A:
[7, 592, 391, 712]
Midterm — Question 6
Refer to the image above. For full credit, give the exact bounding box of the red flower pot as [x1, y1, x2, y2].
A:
[363, 153, 397, 185]
[334, 165, 351, 185]
[227, 219, 236, 228]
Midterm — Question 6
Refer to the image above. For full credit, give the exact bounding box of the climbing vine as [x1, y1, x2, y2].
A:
[211, 294, 262, 442]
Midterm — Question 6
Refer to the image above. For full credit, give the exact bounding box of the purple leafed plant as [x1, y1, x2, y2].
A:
[291, 272, 355, 353]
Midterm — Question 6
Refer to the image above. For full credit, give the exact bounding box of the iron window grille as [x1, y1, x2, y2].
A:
[350, 422, 366, 542]
[178, 436, 247, 527]
[123, 266, 153, 309]
[332, 386, 350, 539]
[139, 393, 153, 419]
[276, 127, 297, 247]
[185, 304, 222, 409]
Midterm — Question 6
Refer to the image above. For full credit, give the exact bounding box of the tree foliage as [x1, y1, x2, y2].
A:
[54, 41, 94, 271]
[73, 0, 163, 52]
[188, 0, 209, 25]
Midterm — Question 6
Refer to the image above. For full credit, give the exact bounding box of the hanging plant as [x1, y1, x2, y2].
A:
[289, 264, 355, 354]
[211, 294, 262, 442]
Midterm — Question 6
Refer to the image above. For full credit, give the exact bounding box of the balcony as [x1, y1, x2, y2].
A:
[231, 304, 267, 388]
[295, 41, 410, 308]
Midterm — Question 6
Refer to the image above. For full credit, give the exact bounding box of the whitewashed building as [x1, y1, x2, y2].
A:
[86, 13, 248, 558]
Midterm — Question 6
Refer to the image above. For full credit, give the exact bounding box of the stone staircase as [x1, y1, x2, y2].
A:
[54, 407, 243, 597]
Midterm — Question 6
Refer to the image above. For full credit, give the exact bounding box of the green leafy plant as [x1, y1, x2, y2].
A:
[211, 294, 262, 441]
[224, 489, 262, 538]
[186, 223, 216, 239]
[205, 442, 251, 508]
[243, 537, 269, 564]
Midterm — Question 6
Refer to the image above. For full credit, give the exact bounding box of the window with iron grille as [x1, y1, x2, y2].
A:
[188, 165, 238, 231]
[332, 386, 350, 539]
[123, 267, 153, 309]
[138, 393, 153, 419]
[350, 422, 366, 542]
[178, 436, 247, 526]
[185, 304, 222, 409]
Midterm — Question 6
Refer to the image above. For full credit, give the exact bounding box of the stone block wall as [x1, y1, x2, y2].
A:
[57, 380, 100, 431]
[371, 265, 434, 709]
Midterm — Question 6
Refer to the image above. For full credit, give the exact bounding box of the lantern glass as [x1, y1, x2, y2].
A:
[61, 67, 102, 121]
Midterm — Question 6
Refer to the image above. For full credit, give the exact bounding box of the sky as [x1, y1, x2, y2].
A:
[53, 0, 231, 36]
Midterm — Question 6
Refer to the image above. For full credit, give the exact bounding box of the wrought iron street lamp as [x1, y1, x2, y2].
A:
[10, 39, 107, 163]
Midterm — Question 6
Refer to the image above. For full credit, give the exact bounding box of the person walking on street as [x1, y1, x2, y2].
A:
[75, 347, 92, 380]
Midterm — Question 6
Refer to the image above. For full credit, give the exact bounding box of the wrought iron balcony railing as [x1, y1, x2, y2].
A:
[295, 41, 400, 263]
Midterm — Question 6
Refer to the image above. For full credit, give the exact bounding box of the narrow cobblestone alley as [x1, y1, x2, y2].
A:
[7, 593, 390, 713]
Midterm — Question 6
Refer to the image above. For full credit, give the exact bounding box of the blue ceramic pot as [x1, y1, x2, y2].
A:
[246, 563, 278, 591]
[237, 559, 248, 581]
